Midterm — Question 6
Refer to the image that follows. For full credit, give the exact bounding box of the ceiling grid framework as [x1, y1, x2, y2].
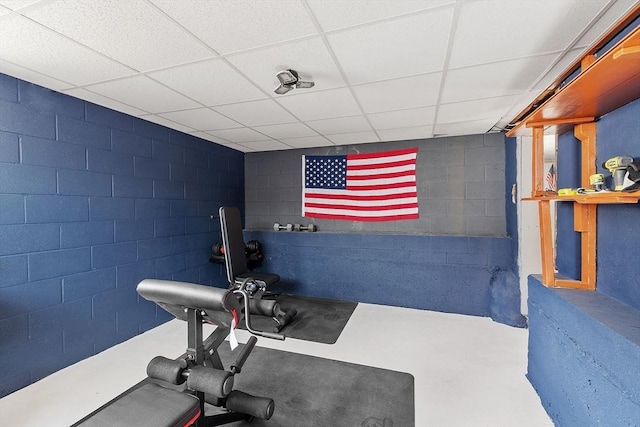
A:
[0, 0, 636, 152]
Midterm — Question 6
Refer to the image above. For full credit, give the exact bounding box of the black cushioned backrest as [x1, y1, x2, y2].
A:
[137, 279, 241, 328]
[219, 206, 248, 284]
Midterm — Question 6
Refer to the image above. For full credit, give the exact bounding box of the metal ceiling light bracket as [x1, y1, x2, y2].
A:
[274, 69, 314, 94]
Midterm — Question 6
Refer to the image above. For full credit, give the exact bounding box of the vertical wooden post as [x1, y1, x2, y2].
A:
[575, 122, 597, 184]
[532, 126, 545, 196]
[538, 200, 556, 286]
[574, 123, 597, 290]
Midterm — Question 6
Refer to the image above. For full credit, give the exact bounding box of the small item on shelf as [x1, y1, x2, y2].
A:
[558, 188, 578, 196]
[589, 174, 605, 191]
[577, 188, 598, 194]
[602, 156, 633, 191]
[623, 160, 640, 192]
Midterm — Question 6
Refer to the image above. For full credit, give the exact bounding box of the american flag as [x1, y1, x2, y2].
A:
[302, 148, 419, 221]
[545, 164, 556, 191]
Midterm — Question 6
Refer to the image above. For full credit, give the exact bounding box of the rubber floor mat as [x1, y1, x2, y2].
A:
[240, 294, 357, 344]
[211, 344, 415, 426]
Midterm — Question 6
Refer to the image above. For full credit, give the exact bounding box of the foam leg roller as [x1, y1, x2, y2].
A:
[225, 390, 275, 420]
[146, 356, 186, 385]
[274, 308, 297, 332]
[187, 366, 234, 398]
[250, 298, 278, 317]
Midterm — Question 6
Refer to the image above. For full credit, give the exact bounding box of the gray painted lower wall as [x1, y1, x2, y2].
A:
[245, 133, 506, 236]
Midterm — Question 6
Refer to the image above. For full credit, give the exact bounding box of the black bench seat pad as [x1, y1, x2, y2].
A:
[76, 383, 200, 427]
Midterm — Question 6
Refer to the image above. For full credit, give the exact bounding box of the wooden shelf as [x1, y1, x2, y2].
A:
[523, 191, 640, 204]
[507, 7, 639, 291]
[507, 23, 640, 138]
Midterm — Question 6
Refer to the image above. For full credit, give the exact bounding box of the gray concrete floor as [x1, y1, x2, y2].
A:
[0, 303, 552, 426]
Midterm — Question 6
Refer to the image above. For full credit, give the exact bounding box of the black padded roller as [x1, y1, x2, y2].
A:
[250, 298, 278, 317]
[225, 390, 275, 420]
[187, 366, 234, 398]
[274, 308, 297, 332]
[146, 356, 185, 385]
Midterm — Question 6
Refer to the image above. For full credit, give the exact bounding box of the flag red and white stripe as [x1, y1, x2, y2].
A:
[545, 164, 556, 191]
[302, 148, 419, 221]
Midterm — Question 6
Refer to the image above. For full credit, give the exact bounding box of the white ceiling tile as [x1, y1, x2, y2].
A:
[23, 0, 213, 72]
[501, 94, 538, 123]
[0, 59, 73, 91]
[326, 131, 380, 145]
[305, 115, 372, 135]
[139, 115, 196, 133]
[576, 0, 638, 51]
[238, 140, 292, 152]
[194, 136, 248, 152]
[151, 0, 317, 54]
[159, 108, 242, 131]
[86, 75, 201, 113]
[279, 135, 334, 149]
[530, 48, 585, 93]
[189, 131, 229, 145]
[62, 87, 148, 116]
[276, 88, 361, 121]
[226, 144, 254, 153]
[0, 15, 134, 85]
[433, 119, 497, 137]
[226, 144, 251, 152]
[449, 0, 609, 68]
[377, 126, 433, 142]
[354, 73, 442, 114]
[307, 0, 454, 31]
[148, 59, 266, 106]
[368, 106, 436, 130]
[438, 95, 521, 124]
[214, 99, 297, 127]
[252, 123, 317, 139]
[0, 1, 40, 11]
[227, 37, 346, 94]
[327, 8, 454, 84]
[441, 54, 558, 104]
[0, 0, 631, 153]
[206, 128, 272, 143]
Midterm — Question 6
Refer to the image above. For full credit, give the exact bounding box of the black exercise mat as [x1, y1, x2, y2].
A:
[74, 345, 414, 427]
[210, 344, 415, 426]
[241, 295, 358, 344]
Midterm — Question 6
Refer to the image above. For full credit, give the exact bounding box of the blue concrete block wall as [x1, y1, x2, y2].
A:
[0, 74, 243, 397]
[555, 132, 581, 280]
[244, 230, 522, 325]
[527, 276, 640, 426]
[595, 98, 640, 310]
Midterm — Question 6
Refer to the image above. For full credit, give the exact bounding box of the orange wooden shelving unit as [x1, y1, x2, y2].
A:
[507, 6, 640, 290]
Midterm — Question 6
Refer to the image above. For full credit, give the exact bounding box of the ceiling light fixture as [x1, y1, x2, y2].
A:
[274, 69, 314, 95]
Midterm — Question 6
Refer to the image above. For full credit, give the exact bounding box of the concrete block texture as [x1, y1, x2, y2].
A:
[245, 134, 507, 236]
[0, 131, 19, 163]
[528, 276, 640, 426]
[21, 136, 86, 170]
[244, 230, 515, 324]
[0, 74, 241, 396]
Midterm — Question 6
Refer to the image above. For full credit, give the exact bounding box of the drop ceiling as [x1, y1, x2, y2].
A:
[0, 0, 636, 152]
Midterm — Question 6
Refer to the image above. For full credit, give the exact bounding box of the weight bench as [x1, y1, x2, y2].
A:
[74, 278, 284, 427]
[219, 206, 297, 332]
